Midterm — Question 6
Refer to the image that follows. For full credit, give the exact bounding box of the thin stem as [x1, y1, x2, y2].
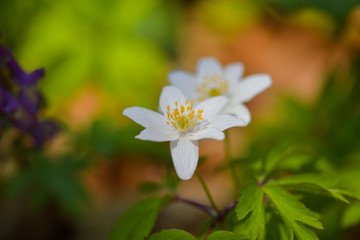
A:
[220, 200, 237, 217]
[174, 194, 238, 240]
[204, 219, 217, 240]
[203, 201, 238, 239]
[224, 130, 240, 194]
[195, 171, 220, 213]
[174, 195, 217, 217]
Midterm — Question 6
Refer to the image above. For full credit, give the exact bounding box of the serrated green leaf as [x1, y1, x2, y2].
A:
[148, 229, 196, 240]
[267, 174, 360, 203]
[266, 218, 288, 240]
[208, 230, 248, 240]
[109, 196, 170, 240]
[235, 181, 265, 240]
[332, 189, 360, 202]
[263, 185, 323, 240]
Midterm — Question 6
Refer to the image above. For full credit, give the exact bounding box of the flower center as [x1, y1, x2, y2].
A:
[208, 88, 221, 97]
[196, 74, 228, 101]
[166, 100, 204, 132]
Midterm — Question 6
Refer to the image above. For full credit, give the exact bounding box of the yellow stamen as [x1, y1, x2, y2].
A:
[180, 105, 185, 113]
[166, 99, 204, 133]
[196, 74, 228, 101]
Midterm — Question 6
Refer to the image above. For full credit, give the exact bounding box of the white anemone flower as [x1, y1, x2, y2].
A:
[168, 57, 272, 125]
[123, 86, 246, 180]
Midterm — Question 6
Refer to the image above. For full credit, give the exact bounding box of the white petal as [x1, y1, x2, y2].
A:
[170, 136, 199, 180]
[123, 106, 167, 128]
[211, 114, 247, 131]
[136, 127, 180, 142]
[224, 63, 244, 88]
[159, 86, 187, 114]
[197, 57, 223, 78]
[230, 74, 272, 103]
[194, 96, 228, 121]
[221, 103, 251, 125]
[186, 128, 225, 141]
[168, 70, 198, 100]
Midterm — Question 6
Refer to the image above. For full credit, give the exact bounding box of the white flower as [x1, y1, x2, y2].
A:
[168, 57, 272, 125]
[123, 86, 246, 180]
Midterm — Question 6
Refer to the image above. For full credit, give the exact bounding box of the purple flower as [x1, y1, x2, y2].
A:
[7, 58, 45, 85]
[0, 36, 60, 147]
[18, 84, 44, 115]
[30, 120, 60, 147]
[0, 88, 18, 114]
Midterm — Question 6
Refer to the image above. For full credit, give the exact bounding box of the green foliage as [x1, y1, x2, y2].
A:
[207, 230, 249, 240]
[148, 229, 196, 240]
[75, 119, 171, 161]
[267, 0, 359, 30]
[162, 168, 180, 193]
[148, 229, 248, 240]
[6, 152, 88, 214]
[109, 195, 171, 240]
[233, 57, 360, 237]
[200, 0, 262, 33]
[258, 143, 316, 181]
[263, 185, 323, 240]
[265, 215, 288, 240]
[137, 170, 180, 194]
[87, 120, 124, 158]
[0, 0, 181, 108]
[138, 181, 162, 194]
[235, 181, 265, 240]
[234, 179, 335, 240]
[341, 203, 360, 228]
[267, 174, 360, 203]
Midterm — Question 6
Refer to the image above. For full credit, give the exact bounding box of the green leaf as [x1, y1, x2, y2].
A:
[255, 143, 316, 182]
[263, 144, 307, 175]
[266, 217, 288, 240]
[267, 174, 360, 203]
[163, 169, 180, 193]
[148, 229, 196, 240]
[263, 185, 324, 240]
[109, 196, 170, 240]
[208, 230, 248, 240]
[235, 181, 265, 240]
[138, 181, 162, 194]
[341, 203, 360, 228]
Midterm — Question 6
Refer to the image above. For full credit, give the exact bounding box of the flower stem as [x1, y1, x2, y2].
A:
[224, 130, 240, 195]
[204, 219, 217, 240]
[174, 195, 217, 217]
[195, 171, 220, 213]
[203, 200, 238, 239]
[174, 193, 238, 239]
[221, 200, 237, 216]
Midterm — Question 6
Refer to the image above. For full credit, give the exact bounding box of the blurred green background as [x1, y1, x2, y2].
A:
[1, 0, 360, 239]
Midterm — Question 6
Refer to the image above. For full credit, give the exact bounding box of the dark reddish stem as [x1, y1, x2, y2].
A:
[203, 200, 238, 239]
[174, 195, 238, 239]
[174, 195, 217, 217]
